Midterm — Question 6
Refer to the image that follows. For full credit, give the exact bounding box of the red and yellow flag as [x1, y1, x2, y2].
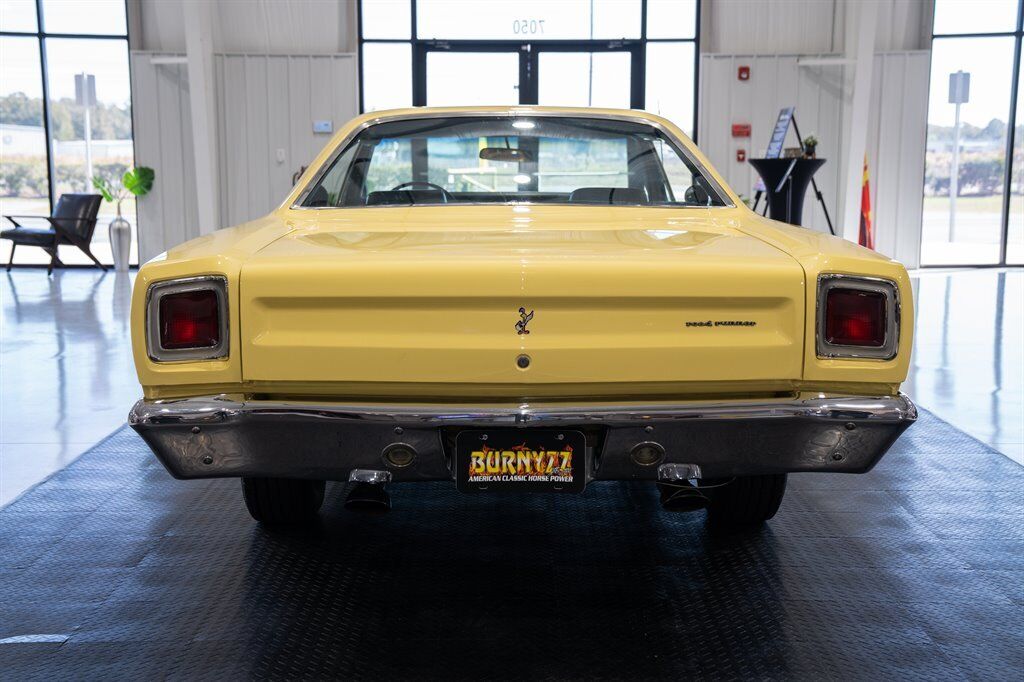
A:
[859, 154, 874, 250]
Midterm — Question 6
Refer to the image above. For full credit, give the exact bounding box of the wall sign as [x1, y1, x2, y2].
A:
[731, 123, 751, 138]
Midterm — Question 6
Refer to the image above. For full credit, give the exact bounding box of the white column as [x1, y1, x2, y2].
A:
[183, 0, 220, 234]
[840, 0, 878, 243]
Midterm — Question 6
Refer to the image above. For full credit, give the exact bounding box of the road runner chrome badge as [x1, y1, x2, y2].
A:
[516, 307, 534, 335]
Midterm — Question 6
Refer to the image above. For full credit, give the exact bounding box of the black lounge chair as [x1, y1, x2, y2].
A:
[2, 193, 106, 275]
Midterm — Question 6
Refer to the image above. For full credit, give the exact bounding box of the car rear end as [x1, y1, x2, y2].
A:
[127, 107, 915, 525]
[129, 207, 915, 490]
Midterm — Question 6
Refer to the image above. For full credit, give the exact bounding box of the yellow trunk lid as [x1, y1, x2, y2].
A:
[239, 206, 805, 391]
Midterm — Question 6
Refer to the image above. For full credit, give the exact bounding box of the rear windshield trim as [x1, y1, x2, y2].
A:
[291, 111, 734, 210]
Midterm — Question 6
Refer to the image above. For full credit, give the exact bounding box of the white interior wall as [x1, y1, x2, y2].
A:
[702, 0, 841, 54]
[865, 51, 929, 266]
[130, 54, 202, 258]
[132, 0, 357, 53]
[699, 50, 929, 267]
[699, 54, 846, 236]
[130, 52, 358, 261]
[702, 0, 932, 54]
[216, 54, 358, 228]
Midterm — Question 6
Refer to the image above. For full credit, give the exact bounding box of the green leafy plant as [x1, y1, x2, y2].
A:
[92, 166, 155, 216]
[802, 134, 819, 159]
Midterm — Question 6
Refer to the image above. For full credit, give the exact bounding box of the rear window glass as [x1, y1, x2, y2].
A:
[300, 115, 726, 208]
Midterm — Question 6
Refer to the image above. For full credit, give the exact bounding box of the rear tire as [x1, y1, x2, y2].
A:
[705, 474, 787, 527]
[242, 477, 325, 524]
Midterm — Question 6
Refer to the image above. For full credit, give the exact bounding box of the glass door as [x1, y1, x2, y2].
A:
[424, 48, 522, 106]
[534, 47, 636, 109]
[417, 43, 639, 109]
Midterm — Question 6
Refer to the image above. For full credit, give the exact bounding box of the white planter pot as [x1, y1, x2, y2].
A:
[109, 215, 131, 272]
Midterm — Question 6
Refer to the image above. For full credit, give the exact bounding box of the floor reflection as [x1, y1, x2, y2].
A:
[906, 268, 1023, 464]
[0, 269, 139, 505]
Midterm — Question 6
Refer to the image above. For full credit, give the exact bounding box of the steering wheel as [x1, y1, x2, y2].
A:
[390, 181, 454, 201]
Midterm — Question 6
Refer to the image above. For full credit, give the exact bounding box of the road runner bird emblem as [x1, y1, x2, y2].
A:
[516, 307, 534, 335]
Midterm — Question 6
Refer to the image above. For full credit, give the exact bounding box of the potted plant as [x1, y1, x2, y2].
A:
[803, 135, 819, 159]
[92, 167, 154, 272]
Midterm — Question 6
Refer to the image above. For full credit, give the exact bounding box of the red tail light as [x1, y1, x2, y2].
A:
[824, 288, 886, 347]
[159, 290, 221, 349]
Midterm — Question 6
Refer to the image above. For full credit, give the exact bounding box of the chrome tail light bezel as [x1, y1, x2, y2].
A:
[146, 275, 229, 362]
[816, 274, 899, 360]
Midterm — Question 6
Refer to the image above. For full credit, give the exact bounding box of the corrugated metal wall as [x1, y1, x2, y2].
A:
[699, 51, 928, 267]
[703, 0, 840, 54]
[215, 54, 358, 228]
[134, 0, 357, 54]
[702, 0, 931, 54]
[130, 54, 201, 260]
[699, 54, 845, 236]
[865, 51, 929, 266]
[130, 52, 358, 261]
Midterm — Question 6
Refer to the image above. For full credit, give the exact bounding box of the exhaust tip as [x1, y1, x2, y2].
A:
[345, 481, 392, 511]
[658, 462, 703, 481]
[348, 468, 392, 484]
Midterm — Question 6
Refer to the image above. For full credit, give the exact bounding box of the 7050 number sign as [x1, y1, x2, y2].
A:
[512, 19, 545, 35]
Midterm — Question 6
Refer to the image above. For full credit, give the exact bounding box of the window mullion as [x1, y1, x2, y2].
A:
[34, 0, 55, 213]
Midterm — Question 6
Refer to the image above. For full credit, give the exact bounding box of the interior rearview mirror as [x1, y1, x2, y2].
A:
[479, 147, 533, 162]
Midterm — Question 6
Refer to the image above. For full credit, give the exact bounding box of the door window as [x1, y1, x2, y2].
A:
[537, 52, 631, 108]
[426, 52, 520, 106]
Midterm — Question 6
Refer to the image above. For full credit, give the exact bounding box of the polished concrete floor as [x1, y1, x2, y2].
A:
[0, 270, 139, 506]
[905, 268, 1024, 464]
[0, 267, 1021, 506]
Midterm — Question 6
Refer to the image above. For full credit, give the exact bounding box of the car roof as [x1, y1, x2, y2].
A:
[349, 105, 675, 129]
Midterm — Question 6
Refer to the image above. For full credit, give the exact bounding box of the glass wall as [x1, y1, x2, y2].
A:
[358, 0, 700, 138]
[0, 0, 134, 267]
[0, 36, 49, 226]
[923, 0, 1023, 265]
[1010, 51, 1024, 264]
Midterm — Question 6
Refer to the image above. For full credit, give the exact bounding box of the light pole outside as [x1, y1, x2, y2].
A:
[74, 73, 97, 189]
[948, 70, 970, 242]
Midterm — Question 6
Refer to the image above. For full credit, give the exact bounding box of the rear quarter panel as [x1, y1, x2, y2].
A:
[726, 213, 914, 391]
[131, 217, 292, 396]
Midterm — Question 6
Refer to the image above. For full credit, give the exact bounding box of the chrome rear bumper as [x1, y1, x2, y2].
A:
[128, 393, 916, 482]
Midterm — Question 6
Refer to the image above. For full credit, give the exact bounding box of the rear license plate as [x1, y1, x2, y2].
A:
[455, 429, 587, 493]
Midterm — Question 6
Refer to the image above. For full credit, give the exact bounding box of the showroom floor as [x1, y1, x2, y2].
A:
[0, 270, 139, 506]
[0, 267, 1022, 678]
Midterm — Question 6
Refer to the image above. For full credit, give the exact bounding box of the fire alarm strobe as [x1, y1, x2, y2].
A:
[731, 123, 751, 138]
[738, 65, 750, 81]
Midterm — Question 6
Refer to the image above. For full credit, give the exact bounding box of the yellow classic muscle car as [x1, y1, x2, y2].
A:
[128, 106, 916, 526]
